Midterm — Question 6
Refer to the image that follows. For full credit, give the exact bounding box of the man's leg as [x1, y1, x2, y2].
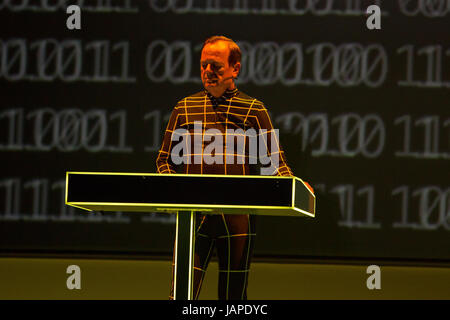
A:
[192, 214, 216, 299]
[215, 214, 256, 300]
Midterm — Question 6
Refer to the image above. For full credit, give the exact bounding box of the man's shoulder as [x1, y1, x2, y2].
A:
[182, 90, 206, 100]
[186, 90, 206, 98]
[173, 91, 206, 107]
[235, 91, 266, 110]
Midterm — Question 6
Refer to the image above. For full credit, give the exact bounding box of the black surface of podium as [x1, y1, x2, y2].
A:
[65, 172, 315, 299]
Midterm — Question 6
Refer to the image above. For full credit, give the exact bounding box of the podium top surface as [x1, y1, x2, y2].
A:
[65, 172, 315, 217]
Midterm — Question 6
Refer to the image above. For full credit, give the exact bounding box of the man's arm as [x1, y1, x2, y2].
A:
[256, 105, 315, 193]
[156, 105, 180, 174]
[255, 105, 293, 177]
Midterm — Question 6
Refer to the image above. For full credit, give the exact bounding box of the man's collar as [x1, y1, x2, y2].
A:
[205, 87, 239, 100]
[223, 87, 239, 98]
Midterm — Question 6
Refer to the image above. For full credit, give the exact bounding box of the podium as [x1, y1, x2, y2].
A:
[65, 172, 315, 299]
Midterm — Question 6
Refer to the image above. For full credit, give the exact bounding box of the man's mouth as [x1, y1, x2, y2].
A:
[206, 79, 218, 85]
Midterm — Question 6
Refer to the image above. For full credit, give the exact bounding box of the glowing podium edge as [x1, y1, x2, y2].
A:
[65, 172, 316, 218]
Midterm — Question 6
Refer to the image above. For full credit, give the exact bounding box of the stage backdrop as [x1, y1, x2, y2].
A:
[1, 1, 449, 262]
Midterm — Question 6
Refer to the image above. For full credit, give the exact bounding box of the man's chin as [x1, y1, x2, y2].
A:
[204, 86, 224, 97]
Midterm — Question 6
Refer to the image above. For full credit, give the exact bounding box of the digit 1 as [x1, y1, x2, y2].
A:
[109, 110, 133, 152]
[331, 184, 355, 228]
[112, 41, 136, 83]
[415, 115, 439, 158]
[417, 45, 442, 87]
[51, 179, 75, 221]
[144, 110, 161, 152]
[0, 178, 21, 220]
[392, 185, 418, 229]
[356, 185, 380, 229]
[397, 45, 416, 87]
[0, 108, 24, 150]
[85, 40, 110, 82]
[23, 179, 49, 221]
[394, 115, 417, 157]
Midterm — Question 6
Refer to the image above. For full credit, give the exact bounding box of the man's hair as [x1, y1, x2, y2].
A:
[202, 35, 241, 67]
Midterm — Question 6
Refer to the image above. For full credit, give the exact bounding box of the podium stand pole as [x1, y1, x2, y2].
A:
[173, 210, 196, 300]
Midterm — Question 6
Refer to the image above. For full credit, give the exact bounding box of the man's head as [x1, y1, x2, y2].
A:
[200, 36, 241, 98]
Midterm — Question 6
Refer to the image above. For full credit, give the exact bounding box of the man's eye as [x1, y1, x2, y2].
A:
[202, 63, 222, 70]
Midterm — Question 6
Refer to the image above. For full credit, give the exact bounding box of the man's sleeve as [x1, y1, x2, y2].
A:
[156, 105, 180, 174]
[255, 105, 293, 177]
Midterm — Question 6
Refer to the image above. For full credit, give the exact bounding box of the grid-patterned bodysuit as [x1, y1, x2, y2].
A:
[156, 87, 293, 299]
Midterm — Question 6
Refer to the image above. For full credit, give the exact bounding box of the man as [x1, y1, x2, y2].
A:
[156, 35, 311, 299]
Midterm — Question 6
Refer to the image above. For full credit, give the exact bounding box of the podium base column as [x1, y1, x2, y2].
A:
[173, 210, 196, 300]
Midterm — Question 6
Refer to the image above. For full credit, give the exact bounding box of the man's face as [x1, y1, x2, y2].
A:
[200, 41, 240, 98]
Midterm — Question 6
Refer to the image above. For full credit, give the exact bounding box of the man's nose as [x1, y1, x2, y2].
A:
[204, 64, 214, 75]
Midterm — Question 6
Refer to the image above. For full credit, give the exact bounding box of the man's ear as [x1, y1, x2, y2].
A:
[232, 62, 241, 78]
